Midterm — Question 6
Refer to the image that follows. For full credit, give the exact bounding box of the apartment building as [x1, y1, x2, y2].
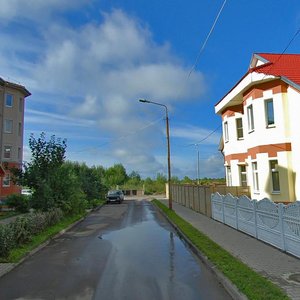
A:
[0, 77, 31, 198]
[215, 53, 300, 203]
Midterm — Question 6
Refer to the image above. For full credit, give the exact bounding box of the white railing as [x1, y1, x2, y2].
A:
[211, 193, 300, 258]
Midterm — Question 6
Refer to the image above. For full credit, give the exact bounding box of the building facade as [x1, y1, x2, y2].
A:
[0, 78, 30, 198]
[215, 53, 300, 203]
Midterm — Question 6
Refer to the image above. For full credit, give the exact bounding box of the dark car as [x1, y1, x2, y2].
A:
[106, 190, 124, 204]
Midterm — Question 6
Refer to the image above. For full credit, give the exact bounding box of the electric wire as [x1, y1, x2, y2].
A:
[188, 0, 227, 78]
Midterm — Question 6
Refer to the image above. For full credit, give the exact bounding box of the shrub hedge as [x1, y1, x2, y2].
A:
[0, 208, 63, 258]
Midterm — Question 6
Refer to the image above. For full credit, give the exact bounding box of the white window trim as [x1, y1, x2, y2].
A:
[236, 117, 244, 140]
[252, 161, 259, 193]
[224, 121, 229, 143]
[247, 104, 255, 133]
[270, 159, 280, 193]
[265, 98, 275, 128]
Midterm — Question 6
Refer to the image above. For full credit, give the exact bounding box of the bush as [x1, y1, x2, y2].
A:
[0, 208, 65, 259]
[0, 224, 15, 258]
[6, 194, 30, 213]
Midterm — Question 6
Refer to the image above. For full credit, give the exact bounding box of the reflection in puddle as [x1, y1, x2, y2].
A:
[96, 203, 231, 300]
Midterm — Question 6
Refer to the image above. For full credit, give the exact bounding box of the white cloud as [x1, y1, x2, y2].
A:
[0, 0, 85, 21]
[1, 8, 212, 177]
[171, 125, 220, 145]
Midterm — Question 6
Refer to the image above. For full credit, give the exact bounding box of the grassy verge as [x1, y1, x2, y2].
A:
[1, 212, 86, 263]
[152, 199, 289, 300]
[0, 211, 20, 221]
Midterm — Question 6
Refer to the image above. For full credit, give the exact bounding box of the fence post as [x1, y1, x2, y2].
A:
[235, 196, 238, 229]
[253, 200, 258, 239]
[278, 203, 286, 251]
[222, 194, 225, 224]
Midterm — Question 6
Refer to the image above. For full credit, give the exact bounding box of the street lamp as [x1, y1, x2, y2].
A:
[139, 99, 172, 210]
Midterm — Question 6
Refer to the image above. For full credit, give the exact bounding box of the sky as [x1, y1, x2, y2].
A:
[0, 0, 300, 179]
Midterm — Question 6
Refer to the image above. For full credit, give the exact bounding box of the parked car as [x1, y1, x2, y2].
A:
[21, 188, 33, 196]
[106, 190, 124, 204]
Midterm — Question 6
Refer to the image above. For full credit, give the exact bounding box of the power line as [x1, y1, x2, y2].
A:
[188, 0, 227, 78]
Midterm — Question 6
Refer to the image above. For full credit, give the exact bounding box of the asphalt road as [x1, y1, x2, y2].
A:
[0, 199, 232, 300]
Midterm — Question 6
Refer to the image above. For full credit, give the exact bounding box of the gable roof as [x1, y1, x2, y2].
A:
[250, 53, 300, 86]
[215, 53, 300, 111]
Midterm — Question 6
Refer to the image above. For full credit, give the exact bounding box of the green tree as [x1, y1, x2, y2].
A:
[104, 163, 128, 188]
[12, 133, 85, 214]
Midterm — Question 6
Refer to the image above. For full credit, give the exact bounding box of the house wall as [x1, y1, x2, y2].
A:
[0, 81, 29, 199]
[221, 80, 296, 202]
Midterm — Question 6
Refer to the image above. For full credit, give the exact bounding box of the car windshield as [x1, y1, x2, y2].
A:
[108, 190, 119, 195]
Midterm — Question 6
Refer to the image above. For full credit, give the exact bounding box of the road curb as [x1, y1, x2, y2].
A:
[0, 204, 105, 279]
[152, 202, 248, 300]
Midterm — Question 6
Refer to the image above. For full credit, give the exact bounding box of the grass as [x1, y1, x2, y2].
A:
[152, 199, 290, 300]
[1, 212, 86, 263]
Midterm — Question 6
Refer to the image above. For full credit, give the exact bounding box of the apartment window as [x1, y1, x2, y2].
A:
[5, 94, 13, 107]
[252, 162, 259, 191]
[3, 174, 10, 187]
[19, 98, 23, 112]
[247, 105, 254, 132]
[4, 146, 12, 159]
[239, 165, 247, 187]
[270, 160, 280, 192]
[265, 99, 275, 126]
[18, 147, 22, 160]
[226, 166, 232, 186]
[4, 120, 13, 133]
[236, 118, 244, 139]
[224, 121, 229, 142]
[18, 122, 22, 136]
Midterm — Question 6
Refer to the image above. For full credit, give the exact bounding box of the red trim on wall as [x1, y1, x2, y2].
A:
[225, 143, 292, 164]
[221, 104, 244, 119]
[243, 80, 288, 102]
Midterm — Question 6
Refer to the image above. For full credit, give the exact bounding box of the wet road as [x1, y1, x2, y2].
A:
[0, 200, 232, 300]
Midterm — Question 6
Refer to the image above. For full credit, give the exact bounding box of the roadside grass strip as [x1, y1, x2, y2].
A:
[2, 213, 86, 263]
[152, 200, 289, 300]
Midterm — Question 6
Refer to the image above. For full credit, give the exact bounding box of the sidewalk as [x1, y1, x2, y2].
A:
[158, 199, 300, 300]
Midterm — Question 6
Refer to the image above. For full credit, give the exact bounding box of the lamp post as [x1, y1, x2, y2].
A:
[139, 99, 172, 210]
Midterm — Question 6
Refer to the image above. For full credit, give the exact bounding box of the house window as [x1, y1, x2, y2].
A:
[18, 147, 22, 160]
[247, 105, 254, 132]
[5, 94, 13, 107]
[265, 99, 275, 126]
[18, 122, 22, 136]
[4, 120, 13, 133]
[239, 165, 247, 187]
[19, 98, 23, 112]
[4, 146, 12, 159]
[3, 174, 10, 187]
[224, 121, 229, 142]
[252, 162, 259, 191]
[270, 160, 280, 192]
[226, 166, 232, 186]
[236, 118, 244, 139]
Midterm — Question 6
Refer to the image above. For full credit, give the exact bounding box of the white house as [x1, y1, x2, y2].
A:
[215, 53, 300, 203]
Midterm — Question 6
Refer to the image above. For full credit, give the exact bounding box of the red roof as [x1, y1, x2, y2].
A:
[250, 53, 300, 86]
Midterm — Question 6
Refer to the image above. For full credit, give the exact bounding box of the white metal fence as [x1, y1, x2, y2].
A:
[211, 193, 300, 258]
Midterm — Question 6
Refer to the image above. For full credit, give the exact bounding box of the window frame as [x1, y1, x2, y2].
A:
[265, 99, 275, 127]
[4, 119, 13, 134]
[270, 160, 280, 193]
[247, 104, 255, 132]
[3, 145, 12, 159]
[5, 93, 13, 107]
[236, 118, 244, 140]
[239, 165, 247, 187]
[3, 174, 10, 187]
[252, 162, 259, 192]
[226, 166, 232, 186]
[224, 121, 229, 142]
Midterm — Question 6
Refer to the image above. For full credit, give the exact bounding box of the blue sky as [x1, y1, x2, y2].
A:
[0, 0, 300, 179]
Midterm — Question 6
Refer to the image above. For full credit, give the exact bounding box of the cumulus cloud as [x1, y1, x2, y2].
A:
[1, 7, 211, 177]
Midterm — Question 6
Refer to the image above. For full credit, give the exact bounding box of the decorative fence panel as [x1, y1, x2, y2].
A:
[211, 193, 300, 258]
